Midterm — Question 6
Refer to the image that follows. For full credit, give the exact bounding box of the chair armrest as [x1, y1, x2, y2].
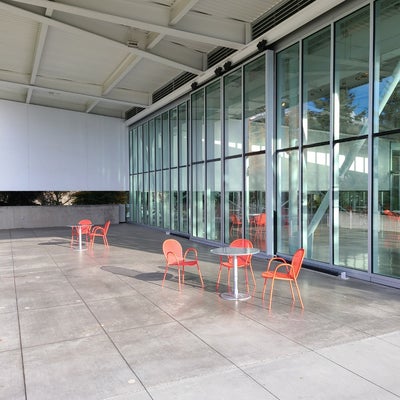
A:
[273, 262, 293, 275]
[266, 256, 286, 272]
[184, 247, 198, 260]
[91, 226, 104, 235]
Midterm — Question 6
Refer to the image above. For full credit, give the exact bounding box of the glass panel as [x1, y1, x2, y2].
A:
[303, 27, 331, 145]
[162, 112, 170, 168]
[192, 90, 205, 162]
[206, 161, 221, 241]
[374, 133, 400, 278]
[333, 139, 368, 270]
[163, 169, 170, 229]
[156, 170, 163, 227]
[246, 154, 266, 250]
[131, 175, 138, 223]
[206, 81, 221, 160]
[179, 166, 188, 233]
[277, 149, 300, 253]
[303, 145, 330, 262]
[130, 128, 137, 174]
[149, 120, 155, 171]
[224, 69, 243, 157]
[277, 44, 300, 150]
[155, 116, 162, 170]
[334, 7, 370, 139]
[149, 171, 156, 226]
[375, 0, 400, 132]
[143, 123, 149, 172]
[137, 174, 143, 223]
[178, 103, 188, 166]
[192, 163, 205, 238]
[244, 56, 266, 153]
[225, 157, 243, 243]
[142, 172, 149, 224]
[137, 126, 143, 173]
[170, 108, 178, 167]
[170, 168, 178, 231]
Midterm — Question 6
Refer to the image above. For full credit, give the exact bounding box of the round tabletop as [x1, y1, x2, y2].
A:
[210, 247, 260, 257]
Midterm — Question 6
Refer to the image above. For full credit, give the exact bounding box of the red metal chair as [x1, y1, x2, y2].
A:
[89, 220, 110, 248]
[162, 239, 204, 290]
[216, 238, 256, 291]
[254, 212, 266, 243]
[229, 214, 242, 239]
[70, 219, 92, 247]
[261, 248, 305, 310]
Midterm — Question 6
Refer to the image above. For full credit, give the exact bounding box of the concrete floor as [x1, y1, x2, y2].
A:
[1, 223, 400, 400]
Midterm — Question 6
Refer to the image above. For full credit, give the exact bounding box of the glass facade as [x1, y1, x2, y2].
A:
[129, 0, 400, 286]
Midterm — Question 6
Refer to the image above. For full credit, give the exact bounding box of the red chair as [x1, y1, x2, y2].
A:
[162, 239, 204, 290]
[229, 214, 242, 238]
[217, 238, 256, 291]
[254, 213, 266, 243]
[261, 248, 305, 310]
[70, 219, 92, 247]
[89, 220, 110, 248]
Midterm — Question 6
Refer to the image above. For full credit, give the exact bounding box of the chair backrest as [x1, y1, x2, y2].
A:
[290, 248, 305, 279]
[163, 239, 183, 263]
[230, 214, 242, 224]
[78, 219, 92, 234]
[257, 213, 266, 226]
[230, 238, 253, 265]
[230, 238, 253, 249]
[103, 220, 111, 234]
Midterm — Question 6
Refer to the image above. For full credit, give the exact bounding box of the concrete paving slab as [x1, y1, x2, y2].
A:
[0, 350, 25, 400]
[19, 303, 103, 348]
[245, 350, 399, 399]
[23, 335, 144, 400]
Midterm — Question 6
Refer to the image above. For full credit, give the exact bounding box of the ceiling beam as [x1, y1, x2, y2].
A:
[6, 0, 244, 49]
[0, 1, 204, 74]
[170, 0, 200, 25]
[0, 79, 149, 108]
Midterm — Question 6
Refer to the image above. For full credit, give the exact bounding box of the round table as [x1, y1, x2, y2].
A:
[68, 224, 91, 251]
[211, 246, 260, 301]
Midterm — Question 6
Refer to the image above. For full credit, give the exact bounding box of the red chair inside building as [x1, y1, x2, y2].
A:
[261, 248, 305, 310]
[229, 213, 243, 238]
[216, 238, 256, 291]
[162, 239, 204, 290]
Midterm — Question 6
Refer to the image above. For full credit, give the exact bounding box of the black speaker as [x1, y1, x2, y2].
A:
[257, 39, 268, 52]
[214, 67, 224, 77]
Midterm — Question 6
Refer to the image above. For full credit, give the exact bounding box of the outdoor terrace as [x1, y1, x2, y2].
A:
[0, 223, 399, 400]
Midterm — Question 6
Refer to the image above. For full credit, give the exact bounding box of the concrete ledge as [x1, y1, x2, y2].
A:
[0, 205, 120, 229]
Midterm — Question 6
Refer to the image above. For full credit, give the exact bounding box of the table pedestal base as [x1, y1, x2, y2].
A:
[220, 292, 251, 301]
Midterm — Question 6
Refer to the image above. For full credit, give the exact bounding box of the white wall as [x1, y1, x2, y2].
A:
[0, 100, 128, 190]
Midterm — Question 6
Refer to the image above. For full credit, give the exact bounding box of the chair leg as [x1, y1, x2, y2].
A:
[197, 264, 204, 288]
[227, 268, 231, 289]
[268, 278, 275, 310]
[294, 279, 304, 309]
[289, 281, 295, 301]
[249, 264, 256, 288]
[177, 266, 181, 290]
[216, 267, 222, 289]
[162, 265, 168, 287]
[262, 278, 268, 300]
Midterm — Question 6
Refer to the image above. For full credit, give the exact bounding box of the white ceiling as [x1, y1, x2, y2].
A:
[0, 0, 347, 120]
